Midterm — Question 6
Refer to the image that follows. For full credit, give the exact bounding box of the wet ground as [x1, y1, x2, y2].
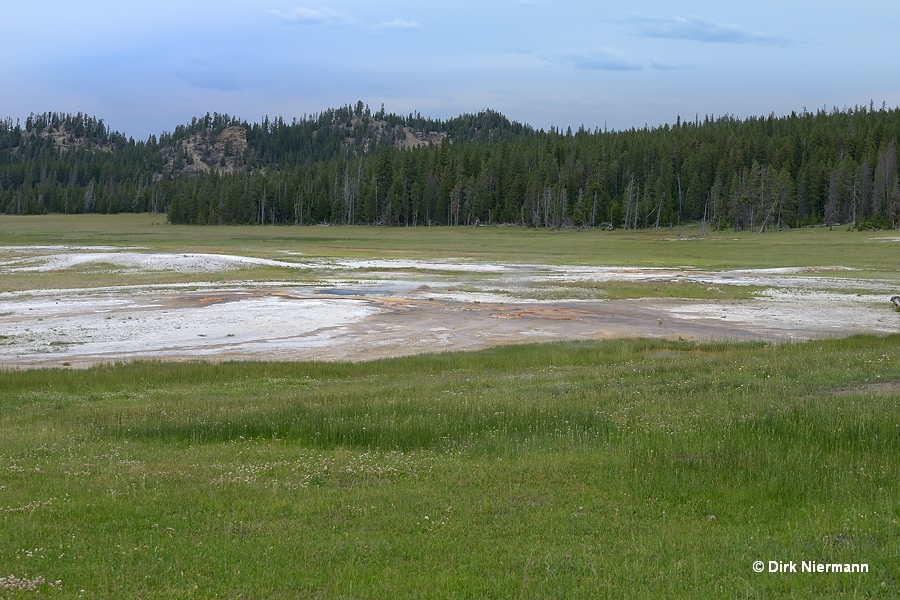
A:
[1, 247, 898, 368]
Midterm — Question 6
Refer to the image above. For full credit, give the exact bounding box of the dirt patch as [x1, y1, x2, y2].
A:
[829, 381, 900, 397]
[1, 246, 898, 368]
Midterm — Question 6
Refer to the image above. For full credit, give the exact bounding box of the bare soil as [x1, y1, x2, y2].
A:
[1, 247, 897, 368]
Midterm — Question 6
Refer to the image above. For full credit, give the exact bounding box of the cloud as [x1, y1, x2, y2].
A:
[269, 6, 354, 26]
[544, 48, 643, 71]
[371, 19, 421, 32]
[270, 6, 419, 33]
[628, 15, 800, 47]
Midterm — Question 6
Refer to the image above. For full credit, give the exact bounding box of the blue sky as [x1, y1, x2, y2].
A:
[4, 1, 899, 140]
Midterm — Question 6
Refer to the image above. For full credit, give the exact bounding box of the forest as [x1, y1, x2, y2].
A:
[1, 101, 899, 231]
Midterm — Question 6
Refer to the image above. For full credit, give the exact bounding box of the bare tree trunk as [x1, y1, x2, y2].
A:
[259, 188, 265, 225]
[655, 188, 662, 229]
[677, 174, 683, 226]
[623, 174, 636, 229]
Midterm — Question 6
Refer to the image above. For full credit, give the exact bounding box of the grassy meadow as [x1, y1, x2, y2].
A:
[1, 215, 900, 597]
[2, 213, 900, 273]
[1, 338, 899, 597]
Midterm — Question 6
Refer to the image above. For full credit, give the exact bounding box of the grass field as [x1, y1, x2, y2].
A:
[2, 213, 900, 273]
[1, 215, 899, 597]
[1, 338, 899, 597]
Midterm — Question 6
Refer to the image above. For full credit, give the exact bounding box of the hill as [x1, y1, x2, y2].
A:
[1, 103, 898, 229]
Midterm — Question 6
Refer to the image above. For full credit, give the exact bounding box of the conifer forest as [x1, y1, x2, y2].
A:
[2, 102, 899, 231]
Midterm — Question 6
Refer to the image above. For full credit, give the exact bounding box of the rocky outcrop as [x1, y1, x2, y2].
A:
[215, 126, 247, 157]
[162, 126, 249, 174]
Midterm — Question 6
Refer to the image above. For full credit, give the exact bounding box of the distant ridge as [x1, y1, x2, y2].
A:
[1, 103, 899, 231]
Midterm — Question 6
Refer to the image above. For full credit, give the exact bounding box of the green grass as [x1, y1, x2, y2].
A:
[2, 336, 899, 598]
[1, 214, 899, 596]
[2, 213, 900, 272]
[3, 214, 899, 302]
[532, 280, 767, 300]
[0, 263, 318, 293]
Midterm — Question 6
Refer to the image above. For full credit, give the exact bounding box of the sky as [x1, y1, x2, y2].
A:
[4, 0, 900, 140]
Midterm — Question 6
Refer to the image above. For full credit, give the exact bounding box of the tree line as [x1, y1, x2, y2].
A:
[2, 103, 899, 230]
